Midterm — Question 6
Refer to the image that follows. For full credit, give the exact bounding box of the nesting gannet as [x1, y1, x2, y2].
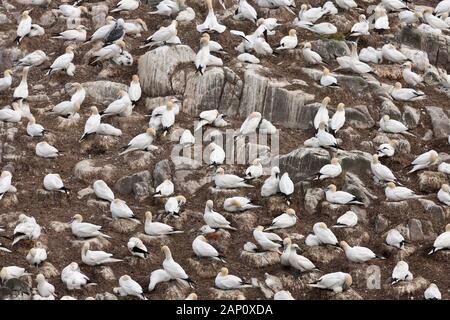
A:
[301, 22, 338, 35]
[128, 75, 141, 106]
[101, 90, 132, 117]
[315, 158, 342, 180]
[305, 234, 321, 246]
[85, 16, 115, 42]
[51, 25, 87, 41]
[406, 150, 438, 174]
[379, 115, 413, 135]
[437, 184, 450, 206]
[145, 211, 183, 236]
[316, 122, 340, 149]
[259, 119, 277, 135]
[43, 173, 68, 194]
[289, 244, 317, 272]
[309, 272, 352, 292]
[17, 50, 47, 67]
[0, 104, 22, 123]
[253, 226, 282, 253]
[0, 69, 12, 92]
[371, 154, 398, 183]
[149, 0, 184, 16]
[386, 229, 406, 249]
[253, 37, 275, 56]
[336, 0, 357, 10]
[297, 4, 327, 23]
[214, 167, 253, 189]
[385, 182, 423, 201]
[424, 283, 442, 300]
[0, 171, 13, 200]
[382, 44, 408, 63]
[265, 208, 297, 231]
[402, 62, 423, 86]
[332, 211, 358, 228]
[429, 224, 450, 254]
[119, 128, 156, 156]
[329, 103, 345, 134]
[274, 290, 294, 300]
[46, 46, 74, 75]
[313, 222, 339, 246]
[177, 7, 196, 22]
[234, 0, 257, 23]
[341, 241, 383, 263]
[320, 68, 338, 87]
[424, 8, 450, 30]
[154, 179, 174, 198]
[26, 116, 45, 137]
[69, 214, 110, 239]
[26, 242, 47, 267]
[50, 100, 79, 117]
[165, 195, 186, 216]
[0, 266, 30, 282]
[148, 269, 171, 291]
[81, 242, 122, 266]
[350, 14, 369, 37]
[391, 82, 425, 101]
[110, 199, 140, 223]
[61, 262, 91, 290]
[96, 123, 123, 137]
[224, 196, 259, 212]
[111, 0, 140, 12]
[359, 46, 382, 64]
[124, 19, 148, 37]
[245, 158, 263, 180]
[197, 0, 226, 33]
[36, 274, 56, 298]
[192, 235, 226, 262]
[281, 238, 293, 266]
[323, 1, 338, 14]
[179, 129, 195, 145]
[79, 106, 100, 142]
[91, 40, 125, 64]
[279, 172, 294, 201]
[302, 42, 324, 65]
[35, 141, 60, 159]
[261, 166, 280, 197]
[13, 67, 29, 101]
[161, 99, 177, 132]
[326, 184, 364, 205]
[215, 267, 251, 290]
[144, 20, 177, 46]
[15, 11, 32, 43]
[208, 142, 225, 165]
[93, 180, 114, 202]
[374, 7, 390, 31]
[377, 140, 397, 158]
[161, 246, 195, 285]
[204, 200, 236, 230]
[336, 42, 373, 74]
[435, 0, 450, 16]
[114, 275, 146, 300]
[195, 109, 220, 131]
[57, 4, 88, 18]
[391, 261, 413, 284]
[236, 112, 262, 138]
[276, 29, 297, 50]
[127, 237, 148, 259]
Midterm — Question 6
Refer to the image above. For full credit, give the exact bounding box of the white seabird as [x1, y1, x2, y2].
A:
[332, 211, 358, 228]
[154, 179, 174, 198]
[224, 196, 259, 212]
[391, 261, 413, 284]
[81, 242, 122, 266]
[437, 184, 450, 206]
[407, 150, 438, 174]
[114, 275, 146, 300]
[340, 241, 384, 263]
[265, 208, 297, 231]
[326, 184, 363, 205]
[161, 245, 195, 286]
[309, 272, 352, 292]
[215, 267, 252, 290]
[144, 211, 183, 236]
[253, 226, 282, 253]
[69, 214, 110, 239]
[385, 182, 423, 201]
[197, 0, 226, 33]
[165, 195, 186, 216]
[127, 237, 148, 259]
[119, 128, 156, 156]
[214, 167, 253, 189]
[428, 224, 450, 254]
[192, 235, 226, 262]
[261, 166, 280, 197]
[386, 229, 406, 249]
[43, 173, 69, 193]
[315, 158, 342, 180]
[93, 180, 114, 202]
[204, 200, 236, 230]
[313, 222, 339, 247]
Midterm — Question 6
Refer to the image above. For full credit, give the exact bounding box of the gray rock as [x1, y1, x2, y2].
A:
[381, 100, 401, 119]
[209, 288, 246, 300]
[402, 105, 420, 128]
[0, 14, 10, 24]
[375, 215, 390, 234]
[408, 219, 424, 241]
[39, 11, 56, 26]
[95, 292, 118, 300]
[425, 106, 450, 138]
[418, 171, 447, 193]
[82, 81, 128, 105]
[346, 105, 375, 129]
[153, 159, 172, 186]
[390, 276, 429, 298]
[304, 187, 325, 214]
[240, 251, 280, 268]
[90, 4, 109, 29]
[418, 199, 446, 222]
[311, 40, 350, 60]
[115, 170, 152, 196]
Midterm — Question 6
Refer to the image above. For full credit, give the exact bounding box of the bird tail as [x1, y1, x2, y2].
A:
[331, 224, 347, 228]
[106, 258, 123, 263]
[183, 278, 196, 287]
[99, 232, 111, 239]
[217, 255, 227, 263]
[60, 186, 70, 194]
[375, 255, 386, 260]
[168, 230, 184, 234]
[129, 218, 142, 224]
[428, 247, 437, 255]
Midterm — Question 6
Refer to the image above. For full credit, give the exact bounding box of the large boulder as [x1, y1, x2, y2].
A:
[425, 106, 450, 138]
[81, 81, 128, 104]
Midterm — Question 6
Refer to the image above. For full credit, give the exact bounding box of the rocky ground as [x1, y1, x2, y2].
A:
[0, 0, 450, 300]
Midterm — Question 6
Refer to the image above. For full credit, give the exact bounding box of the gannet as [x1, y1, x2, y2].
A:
[93, 180, 114, 202]
[128, 75, 141, 106]
[341, 241, 384, 263]
[279, 172, 294, 201]
[350, 14, 369, 36]
[57, 4, 88, 18]
[50, 100, 79, 117]
[289, 244, 317, 272]
[28, 24, 45, 37]
[379, 115, 413, 135]
[43, 173, 68, 193]
[61, 262, 91, 290]
[36, 274, 56, 298]
[234, 0, 257, 23]
[79, 106, 100, 142]
[144, 20, 177, 46]
[424, 283, 442, 300]
[385, 182, 423, 201]
[297, 4, 327, 23]
[245, 158, 263, 180]
[177, 7, 196, 22]
[0, 104, 22, 123]
[253, 37, 275, 56]
[261, 166, 280, 197]
[101, 90, 132, 117]
[359, 46, 382, 64]
[302, 42, 324, 65]
[259, 119, 277, 134]
[51, 25, 87, 41]
[214, 167, 253, 189]
[85, 16, 115, 42]
[46, 46, 74, 75]
[97, 123, 122, 136]
[265, 208, 297, 231]
[69, 214, 110, 239]
[148, 269, 171, 291]
[145, 211, 183, 235]
[192, 235, 226, 262]
[114, 275, 146, 300]
[161, 99, 177, 132]
[305, 234, 321, 246]
[110, 199, 140, 222]
[111, 0, 140, 12]
[316, 121, 340, 149]
[0, 267, 30, 282]
[371, 154, 398, 183]
[274, 290, 294, 300]
[406, 150, 438, 174]
[161, 246, 195, 285]
[309, 272, 352, 292]
[437, 184, 450, 205]
[154, 179, 174, 198]
[13, 66, 29, 101]
[204, 200, 236, 230]
[429, 223, 450, 255]
[374, 7, 390, 31]
[197, 0, 226, 33]
[386, 229, 406, 249]
[391, 261, 413, 284]
[276, 29, 297, 50]
[336, 42, 373, 74]
[391, 82, 425, 101]
[377, 140, 397, 158]
[208, 142, 225, 166]
[330, 103, 346, 134]
[336, 0, 357, 10]
[127, 237, 148, 258]
[424, 8, 450, 30]
[35, 141, 60, 158]
[281, 238, 293, 265]
[26, 242, 47, 266]
[124, 19, 148, 37]
[313, 98, 330, 130]
[313, 222, 339, 246]
[91, 40, 125, 64]
[224, 196, 259, 212]
[195, 37, 213, 75]
[149, 0, 184, 16]
[435, 0, 450, 15]
[0, 69, 12, 92]
[26, 116, 45, 137]
[15, 11, 32, 43]
[195, 109, 220, 131]
[382, 44, 408, 63]
[81, 242, 122, 266]
[315, 158, 342, 180]
[119, 128, 156, 156]
[165, 195, 186, 216]
[0, 171, 13, 200]
[332, 211, 358, 228]
[215, 267, 252, 290]
[236, 111, 262, 138]
[320, 68, 338, 87]
[253, 226, 282, 253]
[402, 62, 423, 86]
[179, 129, 195, 145]
[302, 22, 338, 35]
